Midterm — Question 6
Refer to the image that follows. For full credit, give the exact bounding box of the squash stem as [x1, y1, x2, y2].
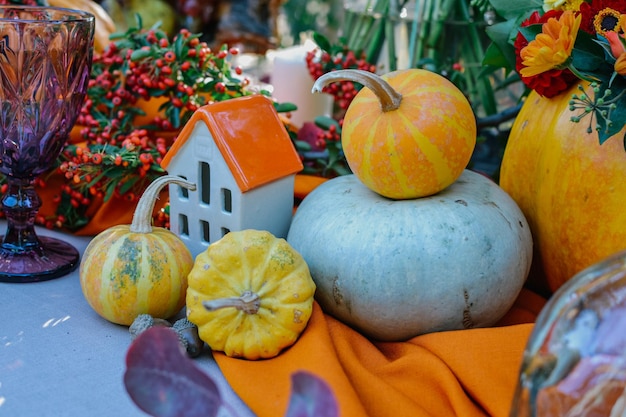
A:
[202, 290, 261, 315]
[312, 69, 402, 112]
[130, 175, 197, 234]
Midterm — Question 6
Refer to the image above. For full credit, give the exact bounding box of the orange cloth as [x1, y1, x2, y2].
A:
[36, 169, 168, 236]
[215, 289, 546, 417]
[214, 174, 549, 417]
[294, 174, 328, 202]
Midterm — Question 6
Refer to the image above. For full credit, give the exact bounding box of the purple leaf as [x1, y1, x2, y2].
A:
[124, 326, 222, 417]
[285, 371, 339, 417]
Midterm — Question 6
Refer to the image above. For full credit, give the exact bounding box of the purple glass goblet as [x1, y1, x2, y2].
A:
[0, 6, 94, 283]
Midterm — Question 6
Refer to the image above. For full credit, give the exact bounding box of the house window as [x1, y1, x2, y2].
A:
[200, 161, 210, 205]
[179, 214, 189, 237]
[221, 227, 230, 237]
[221, 188, 232, 213]
[178, 175, 189, 199]
[200, 220, 210, 243]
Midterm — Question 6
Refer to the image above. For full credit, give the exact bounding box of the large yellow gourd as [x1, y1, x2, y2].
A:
[500, 81, 626, 293]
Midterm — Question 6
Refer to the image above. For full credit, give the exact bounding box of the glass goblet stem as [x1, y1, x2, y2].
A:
[0, 177, 79, 283]
[2, 178, 41, 250]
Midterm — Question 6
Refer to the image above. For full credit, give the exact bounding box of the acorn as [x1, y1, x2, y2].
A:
[172, 318, 204, 358]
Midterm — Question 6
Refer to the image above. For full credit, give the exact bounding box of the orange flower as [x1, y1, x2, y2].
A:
[605, 30, 625, 59]
[519, 10, 582, 77]
[615, 53, 626, 75]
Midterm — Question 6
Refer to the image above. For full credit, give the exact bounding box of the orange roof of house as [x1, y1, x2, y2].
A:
[161, 94, 303, 192]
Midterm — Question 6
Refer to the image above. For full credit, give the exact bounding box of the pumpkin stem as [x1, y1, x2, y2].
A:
[311, 69, 402, 112]
[130, 175, 197, 234]
[202, 290, 261, 315]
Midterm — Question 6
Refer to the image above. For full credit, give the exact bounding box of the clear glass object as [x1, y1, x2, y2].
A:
[511, 250, 626, 417]
[0, 6, 94, 283]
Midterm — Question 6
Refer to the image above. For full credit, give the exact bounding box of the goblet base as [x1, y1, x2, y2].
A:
[0, 236, 79, 283]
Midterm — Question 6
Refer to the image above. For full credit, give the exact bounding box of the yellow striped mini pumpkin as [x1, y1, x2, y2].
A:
[80, 175, 196, 326]
[312, 69, 477, 200]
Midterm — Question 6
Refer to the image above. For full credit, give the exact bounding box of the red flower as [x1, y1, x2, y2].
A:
[520, 68, 579, 98]
[514, 10, 578, 97]
[579, 0, 626, 34]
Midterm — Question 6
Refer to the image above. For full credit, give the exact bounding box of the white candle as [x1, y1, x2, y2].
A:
[269, 43, 334, 128]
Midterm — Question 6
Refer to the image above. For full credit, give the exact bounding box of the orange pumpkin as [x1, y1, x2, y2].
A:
[500, 81, 626, 294]
[312, 69, 476, 199]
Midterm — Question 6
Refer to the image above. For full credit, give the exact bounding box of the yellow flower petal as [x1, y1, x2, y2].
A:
[543, 0, 584, 12]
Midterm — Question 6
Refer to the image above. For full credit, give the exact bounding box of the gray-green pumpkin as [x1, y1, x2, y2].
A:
[287, 170, 532, 341]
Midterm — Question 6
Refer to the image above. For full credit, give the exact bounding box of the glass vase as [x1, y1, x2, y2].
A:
[510, 249, 626, 417]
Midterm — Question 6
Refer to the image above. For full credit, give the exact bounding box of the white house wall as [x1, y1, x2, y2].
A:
[238, 176, 295, 238]
[165, 121, 297, 259]
[167, 121, 239, 257]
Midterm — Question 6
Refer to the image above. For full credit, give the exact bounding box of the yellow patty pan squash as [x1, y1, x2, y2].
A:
[186, 229, 316, 360]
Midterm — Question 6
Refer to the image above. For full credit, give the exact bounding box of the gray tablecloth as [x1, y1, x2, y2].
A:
[0, 224, 254, 417]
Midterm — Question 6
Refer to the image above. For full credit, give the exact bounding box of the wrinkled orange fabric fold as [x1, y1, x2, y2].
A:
[215, 289, 546, 417]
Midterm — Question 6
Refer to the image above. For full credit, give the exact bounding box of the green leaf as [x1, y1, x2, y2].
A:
[86, 172, 107, 188]
[174, 32, 184, 58]
[312, 32, 332, 53]
[571, 31, 606, 73]
[484, 20, 518, 69]
[314, 115, 341, 132]
[597, 95, 626, 145]
[119, 177, 139, 195]
[332, 164, 352, 176]
[130, 48, 152, 61]
[482, 43, 514, 71]
[518, 24, 543, 42]
[166, 106, 181, 129]
[103, 182, 117, 202]
[488, 0, 542, 20]
[294, 140, 312, 152]
[131, 13, 144, 31]
[274, 102, 298, 113]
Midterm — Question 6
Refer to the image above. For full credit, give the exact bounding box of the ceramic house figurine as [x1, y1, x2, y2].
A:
[160, 94, 303, 258]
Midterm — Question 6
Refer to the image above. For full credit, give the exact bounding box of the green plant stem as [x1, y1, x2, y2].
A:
[426, 0, 456, 49]
[346, 0, 375, 52]
[364, 0, 391, 63]
[411, 0, 434, 67]
[457, 0, 497, 115]
[384, 6, 397, 71]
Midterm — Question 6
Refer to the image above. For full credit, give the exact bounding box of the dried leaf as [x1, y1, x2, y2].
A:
[285, 371, 339, 417]
[124, 326, 221, 417]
